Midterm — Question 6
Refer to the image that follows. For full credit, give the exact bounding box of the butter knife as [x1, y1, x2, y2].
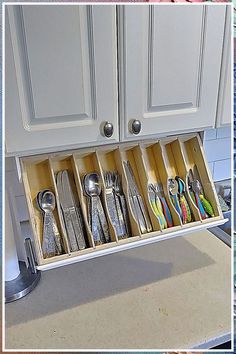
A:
[62, 170, 86, 250]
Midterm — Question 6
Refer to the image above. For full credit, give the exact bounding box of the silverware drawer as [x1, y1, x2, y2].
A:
[20, 133, 225, 270]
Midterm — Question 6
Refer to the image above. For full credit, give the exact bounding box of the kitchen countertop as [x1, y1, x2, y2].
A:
[5, 229, 231, 350]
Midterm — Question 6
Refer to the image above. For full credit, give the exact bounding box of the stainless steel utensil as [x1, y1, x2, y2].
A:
[57, 171, 79, 252]
[154, 182, 173, 228]
[148, 184, 167, 229]
[104, 172, 123, 237]
[84, 173, 101, 244]
[168, 178, 182, 219]
[113, 171, 130, 238]
[61, 170, 86, 250]
[37, 190, 62, 258]
[123, 161, 152, 234]
[84, 173, 110, 244]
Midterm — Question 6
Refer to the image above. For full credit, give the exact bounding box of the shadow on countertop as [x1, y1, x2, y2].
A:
[5, 236, 215, 327]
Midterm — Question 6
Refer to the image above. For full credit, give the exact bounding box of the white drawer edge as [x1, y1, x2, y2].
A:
[191, 331, 231, 349]
[37, 218, 228, 271]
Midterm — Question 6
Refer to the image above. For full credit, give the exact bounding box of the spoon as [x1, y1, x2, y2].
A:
[192, 180, 214, 217]
[37, 190, 62, 257]
[168, 178, 182, 219]
[84, 173, 110, 244]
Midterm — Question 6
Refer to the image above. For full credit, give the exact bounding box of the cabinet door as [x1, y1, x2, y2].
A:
[119, 5, 227, 141]
[216, 8, 231, 127]
[5, 5, 118, 155]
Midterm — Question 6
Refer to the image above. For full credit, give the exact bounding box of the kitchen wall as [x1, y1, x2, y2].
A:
[203, 126, 231, 182]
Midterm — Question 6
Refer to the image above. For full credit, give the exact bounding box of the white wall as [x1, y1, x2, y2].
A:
[203, 126, 231, 182]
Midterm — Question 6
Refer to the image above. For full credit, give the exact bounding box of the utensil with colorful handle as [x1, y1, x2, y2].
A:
[155, 193, 167, 229]
[188, 170, 207, 220]
[199, 193, 214, 217]
[191, 179, 214, 218]
[150, 184, 167, 229]
[175, 177, 192, 223]
[148, 186, 166, 229]
[159, 196, 173, 227]
[155, 182, 173, 228]
[168, 178, 182, 219]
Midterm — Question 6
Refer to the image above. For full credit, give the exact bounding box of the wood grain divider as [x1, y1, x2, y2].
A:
[180, 135, 222, 219]
[48, 157, 70, 254]
[168, 140, 201, 222]
[152, 142, 182, 227]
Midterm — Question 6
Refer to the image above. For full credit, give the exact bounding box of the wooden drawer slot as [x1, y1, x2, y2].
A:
[96, 147, 140, 240]
[178, 135, 222, 221]
[158, 138, 202, 228]
[118, 144, 162, 236]
[149, 141, 182, 227]
[73, 151, 118, 245]
[162, 138, 201, 223]
[21, 157, 69, 263]
[49, 155, 94, 251]
[140, 141, 181, 232]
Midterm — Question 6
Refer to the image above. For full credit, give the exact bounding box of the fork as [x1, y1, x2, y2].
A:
[113, 172, 130, 238]
[148, 184, 167, 229]
[104, 172, 123, 238]
[155, 182, 173, 228]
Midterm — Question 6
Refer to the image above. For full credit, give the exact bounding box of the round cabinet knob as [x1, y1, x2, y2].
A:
[130, 119, 141, 135]
[103, 122, 114, 138]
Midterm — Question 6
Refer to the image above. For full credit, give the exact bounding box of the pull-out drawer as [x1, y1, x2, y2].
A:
[20, 133, 226, 271]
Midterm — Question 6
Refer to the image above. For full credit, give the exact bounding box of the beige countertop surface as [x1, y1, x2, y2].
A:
[5, 229, 231, 350]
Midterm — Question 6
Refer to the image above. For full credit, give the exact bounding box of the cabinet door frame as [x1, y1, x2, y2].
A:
[118, 5, 228, 142]
[5, 4, 119, 156]
[216, 6, 232, 128]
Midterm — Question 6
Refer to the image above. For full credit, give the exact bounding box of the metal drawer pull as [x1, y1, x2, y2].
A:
[103, 121, 114, 138]
[130, 119, 141, 135]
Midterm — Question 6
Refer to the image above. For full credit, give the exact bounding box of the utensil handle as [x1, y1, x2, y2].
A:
[63, 209, 79, 252]
[119, 194, 131, 237]
[42, 211, 56, 258]
[150, 198, 165, 230]
[114, 194, 127, 238]
[194, 192, 207, 219]
[70, 207, 86, 250]
[179, 195, 188, 224]
[171, 194, 182, 219]
[184, 195, 192, 222]
[137, 195, 152, 232]
[49, 210, 63, 255]
[199, 194, 214, 217]
[160, 197, 173, 228]
[91, 196, 102, 244]
[97, 196, 111, 243]
[132, 195, 147, 234]
[155, 196, 167, 229]
[106, 192, 123, 237]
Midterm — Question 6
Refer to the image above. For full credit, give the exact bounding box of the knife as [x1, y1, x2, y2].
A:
[56, 171, 79, 252]
[62, 170, 86, 250]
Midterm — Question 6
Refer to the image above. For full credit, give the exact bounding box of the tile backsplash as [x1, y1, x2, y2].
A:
[203, 126, 231, 182]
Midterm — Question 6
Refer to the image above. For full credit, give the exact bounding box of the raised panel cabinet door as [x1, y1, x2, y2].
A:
[5, 5, 118, 155]
[119, 5, 227, 141]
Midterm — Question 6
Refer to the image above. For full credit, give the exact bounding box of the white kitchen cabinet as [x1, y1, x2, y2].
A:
[118, 5, 229, 141]
[216, 8, 232, 127]
[5, 5, 118, 155]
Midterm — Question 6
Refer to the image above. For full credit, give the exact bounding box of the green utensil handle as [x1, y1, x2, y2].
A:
[155, 196, 167, 229]
[199, 194, 214, 217]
